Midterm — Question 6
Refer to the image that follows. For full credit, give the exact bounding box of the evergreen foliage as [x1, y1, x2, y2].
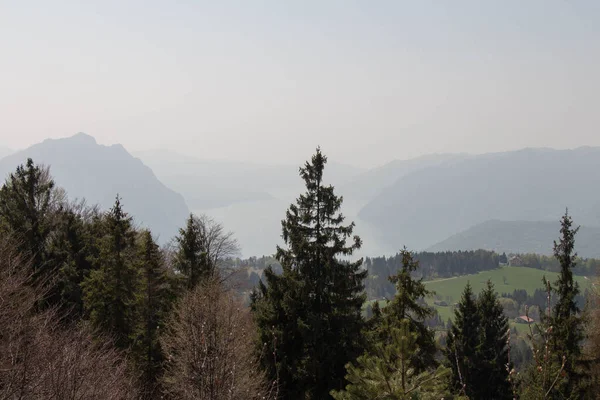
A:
[446, 282, 480, 398]
[535, 210, 588, 397]
[82, 196, 139, 349]
[1, 157, 598, 400]
[374, 248, 437, 373]
[174, 213, 239, 288]
[0, 158, 56, 276]
[132, 230, 174, 397]
[476, 280, 512, 399]
[252, 148, 367, 399]
[46, 202, 98, 317]
[331, 320, 450, 400]
[174, 214, 209, 288]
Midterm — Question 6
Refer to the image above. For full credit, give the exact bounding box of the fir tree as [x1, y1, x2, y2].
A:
[82, 196, 138, 349]
[252, 148, 367, 399]
[331, 320, 450, 400]
[379, 248, 438, 373]
[174, 214, 209, 289]
[0, 158, 55, 275]
[446, 282, 480, 398]
[133, 230, 174, 397]
[46, 203, 97, 317]
[475, 280, 512, 400]
[542, 210, 587, 396]
[174, 213, 238, 287]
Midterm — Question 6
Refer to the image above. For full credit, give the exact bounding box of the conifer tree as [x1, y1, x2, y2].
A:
[379, 248, 437, 373]
[252, 148, 367, 399]
[541, 210, 587, 396]
[332, 319, 450, 400]
[174, 213, 239, 288]
[520, 280, 570, 399]
[475, 280, 512, 400]
[174, 214, 209, 288]
[133, 230, 174, 397]
[82, 196, 138, 349]
[46, 203, 97, 317]
[446, 282, 480, 398]
[0, 158, 56, 275]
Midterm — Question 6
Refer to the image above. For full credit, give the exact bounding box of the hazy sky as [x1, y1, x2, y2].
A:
[1, 1, 599, 167]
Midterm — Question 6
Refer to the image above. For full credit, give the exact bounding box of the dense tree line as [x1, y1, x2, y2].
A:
[365, 249, 501, 299]
[0, 158, 271, 399]
[501, 287, 588, 320]
[509, 252, 600, 276]
[0, 153, 598, 399]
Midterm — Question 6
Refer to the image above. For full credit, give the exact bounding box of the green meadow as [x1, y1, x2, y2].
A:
[367, 266, 594, 333]
[424, 266, 593, 328]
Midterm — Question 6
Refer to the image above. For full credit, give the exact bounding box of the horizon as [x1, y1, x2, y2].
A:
[3, 131, 600, 170]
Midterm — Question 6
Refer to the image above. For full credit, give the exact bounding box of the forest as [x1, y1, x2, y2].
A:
[0, 150, 599, 399]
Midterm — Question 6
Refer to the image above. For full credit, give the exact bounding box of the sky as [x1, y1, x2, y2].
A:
[1, 0, 599, 168]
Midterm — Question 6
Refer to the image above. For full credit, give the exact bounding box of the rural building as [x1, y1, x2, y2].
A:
[515, 315, 534, 324]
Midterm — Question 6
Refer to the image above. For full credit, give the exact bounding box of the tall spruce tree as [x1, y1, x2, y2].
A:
[475, 280, 512, 400]
[446, 282, 480, 398]
[251, 148, 367, 399]
[543, 210, 587, 396]
[0, 158, 55, 275]
[133, 230, 174, 397]
[82, 196, 138, 349]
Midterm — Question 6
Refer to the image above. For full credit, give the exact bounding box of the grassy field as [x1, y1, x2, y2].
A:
[423, 266, 593, 328]
[367, 266, 594, 333]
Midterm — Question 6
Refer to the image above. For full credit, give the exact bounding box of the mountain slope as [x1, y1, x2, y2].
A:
[0, 133, 189, 243]
[359, 147, 600, 250]
[338, 153, 467, 208]
[427, 220, 600, 259]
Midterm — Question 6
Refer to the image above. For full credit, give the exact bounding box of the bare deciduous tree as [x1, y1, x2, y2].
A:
[0, 235, 138, 400]
[161, 278, 275, 400]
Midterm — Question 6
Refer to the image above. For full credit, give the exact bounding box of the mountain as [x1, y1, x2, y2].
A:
[338, 153, 467, 209]
[359, 147, 600, 251]
[0, 146, 13, 160]
[0, 133, 189, 243]
[427, 220, 600, 259]
[134, 149, 365, 210]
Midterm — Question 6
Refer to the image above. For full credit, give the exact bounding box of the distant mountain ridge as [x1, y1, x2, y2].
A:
[359, 147, 600, 251]
[0, 133, 190, 243]
[427, 219, 600, 259]
[338, 153, 468, 209]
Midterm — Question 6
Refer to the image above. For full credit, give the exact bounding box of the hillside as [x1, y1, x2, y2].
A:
[427, 220, 600, 258]
[359, 147, 600, 251]
[338, 153, 467, 208]
[0, 133, 189, 243]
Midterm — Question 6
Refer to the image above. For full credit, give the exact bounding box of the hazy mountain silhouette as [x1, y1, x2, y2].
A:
[359, 147, 600, 251]
[337, 153, 467, 209]
[427, 219, 600, 259]
[0, 133, 189, 243]
[135, 149, 365, 210]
